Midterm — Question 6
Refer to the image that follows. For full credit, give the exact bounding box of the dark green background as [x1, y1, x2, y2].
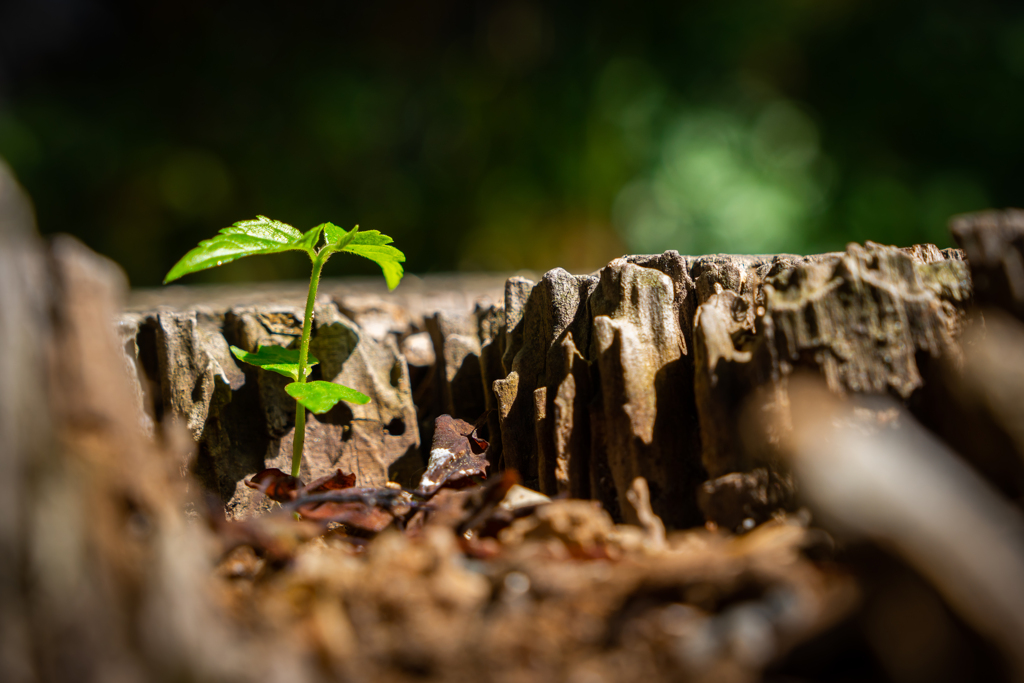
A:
[1, 0, 1020, 287]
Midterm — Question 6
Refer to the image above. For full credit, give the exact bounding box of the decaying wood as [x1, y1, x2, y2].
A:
[121, 276, 505, 519]
[912, 210, 1024, 504]
[0, 180, 271, 681]
[7, 140, 1024, 683]
[783, 378, 1024, 679]
[0, 205, 855, 682]
[950, 208, 1024, 322]
[695, 243, 969, 529]
[484, 243, 970, 531]
[121, 237, 970, 531]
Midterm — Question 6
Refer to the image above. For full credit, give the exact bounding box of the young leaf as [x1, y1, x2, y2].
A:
[296, 223, 325, 253]
[340, 232, 405, 290]
[322, 222, 354, 247]
[230, 345, 319, 382]
[286, 380, 370, 413]
[164, 216, 316, 283]
[318, 224, 405, 290]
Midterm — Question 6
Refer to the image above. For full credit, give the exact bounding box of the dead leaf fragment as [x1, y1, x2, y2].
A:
[417, 414, 490, 495]
[301, 469, 358, 495]
[289, 487, 409, 533]
[245, 468, 301, 502]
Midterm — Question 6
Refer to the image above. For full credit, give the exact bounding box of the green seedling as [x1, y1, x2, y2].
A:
[164, 216, 405, 477]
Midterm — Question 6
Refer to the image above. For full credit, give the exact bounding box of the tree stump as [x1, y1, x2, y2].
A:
[122, 240, 970, 530]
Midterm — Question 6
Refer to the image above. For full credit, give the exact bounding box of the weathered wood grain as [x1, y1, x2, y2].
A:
[120, 237, 972, 528]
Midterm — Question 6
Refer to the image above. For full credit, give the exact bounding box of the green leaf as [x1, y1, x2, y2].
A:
[164, 216, 316, 283]
[346, 230, 393, 246]
[319, 224, 405, 290]
[322, 222, 353, 247]
[297, 224, 325, 253]
[286, 380, 371, 413]
[343, 242, 405, 290]
[230, 345, 319, 382]
[341, 232, 405, 290]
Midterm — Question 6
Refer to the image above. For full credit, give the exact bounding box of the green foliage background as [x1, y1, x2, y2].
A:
[0, 0, 1020, 286]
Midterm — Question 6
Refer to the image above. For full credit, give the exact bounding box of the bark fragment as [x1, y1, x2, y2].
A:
[494, 269, 596, 492]
[920, 309, 1024, 502]
[692, 242, 969, 528]
[950, 208, 1024, 321]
